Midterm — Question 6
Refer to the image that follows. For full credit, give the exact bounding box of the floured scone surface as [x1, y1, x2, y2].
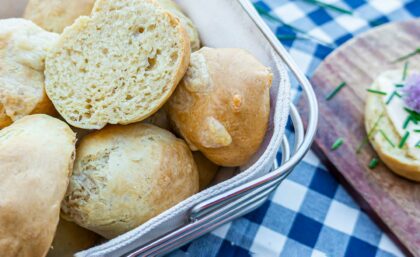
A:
[0, 18, 58, 128]
[0, 115, 76, 257]
[61, 124, 199, 239]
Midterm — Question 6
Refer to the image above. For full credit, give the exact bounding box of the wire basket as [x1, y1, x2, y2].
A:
[121, 1, 319, 256]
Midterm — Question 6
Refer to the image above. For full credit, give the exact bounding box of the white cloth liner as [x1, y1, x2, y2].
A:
[76, 0, 291, 256]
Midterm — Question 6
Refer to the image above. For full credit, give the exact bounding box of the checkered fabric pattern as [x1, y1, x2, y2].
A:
[167, 1, 420, 257]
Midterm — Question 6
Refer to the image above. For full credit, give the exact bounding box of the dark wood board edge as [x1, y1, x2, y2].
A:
[297, 19, 420, 257]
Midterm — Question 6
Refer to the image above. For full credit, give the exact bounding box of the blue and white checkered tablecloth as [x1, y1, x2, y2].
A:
[167, 1, 420, 256]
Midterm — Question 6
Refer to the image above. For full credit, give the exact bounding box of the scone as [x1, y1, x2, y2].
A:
[193, 152, 219, 190]
[157, 0, 200, 51]
[23, 0, 96, 33]
[47, 220, 101, 257]
[24, 0, 200, 51]
[0, 18, 58, 128]
[45, 0, 190, 129]
[365, 70, 420, 181]
[61, 123, 199, 239]
[0, 115, 76, 257]
[168, 47, 273, 167]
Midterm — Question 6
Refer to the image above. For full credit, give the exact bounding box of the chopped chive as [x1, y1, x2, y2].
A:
[367, 89, 387, 95]
[379, 130, 395, 147]
[326, 82, 347, 100]
[302, 0, 353, 15]
[385, 90, 402, 105]
[399, 131, 410, 148]
[356, 113, 384, 153]
[402, 61, 409, 81]
[368, 158, 379, 169]
[255, 5, 335, 48]
[416, 141, 420, 148]
[395, 83, 404, 88]
[414, 129, 420, 133]
[331, 138, 344, 151]
[386, 91, 397, 105]
[393, 48, 420, 63]
[404, 108, 420, 122]
[403, 116, 412, 129]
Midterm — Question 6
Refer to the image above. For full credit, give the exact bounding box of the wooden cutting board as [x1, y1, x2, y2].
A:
[299, 20, 420, 257]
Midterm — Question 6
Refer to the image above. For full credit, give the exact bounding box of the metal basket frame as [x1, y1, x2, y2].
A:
[125, 1, 319, 256]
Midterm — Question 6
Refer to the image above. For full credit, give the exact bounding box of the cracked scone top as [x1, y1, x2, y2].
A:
[168, 47, 273, 167]
[45, 0, 190, 129]
[0, 18, 58, 128]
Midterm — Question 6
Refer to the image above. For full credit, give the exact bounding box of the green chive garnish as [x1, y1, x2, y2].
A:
[367, 89, 387, 95]
[399, 131, 410, 148]
[255, 5, 335, 48]
[379, 130, 395, 147]
[302, 0, 353, 15]
[356, 113, 384, 153]
[386, 91, 399, 105]
[416, 141, 420, 148]
[402, 61, 409, 81]
[331, 138, 344, 151]
[393, 48, 420, 63]
[326, 82, 347, 100]
[404, 108, 420, 122]
[368, 158, 379, 169]
[395, 83, 404, 88]
[414, 129, 420, 133]
[403, 116, 412, 129]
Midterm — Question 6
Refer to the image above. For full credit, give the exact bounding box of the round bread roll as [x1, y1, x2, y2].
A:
[157, 0, 200, 51]
[47, 220, 101, 257]
[365, 70, 420, 181]
[0, 114, 76, 257]
[0, 18, 58, 128]
[193, 152, 219, 190]
[61, 123, 199, 239]
[45, 0, 190, 129]
[168, 47, 273, 167]
[23, 0, 96, 33]
[23, 0, 201, 51]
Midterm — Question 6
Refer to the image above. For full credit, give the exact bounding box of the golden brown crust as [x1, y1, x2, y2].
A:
[168, 47, 272, 166]
[61, 123, 199, 239]
[156, 0, 201, 51]
[0, 105, 13, 128]
[365, 71, 420, 181]
[47, 220, 101, 257]
[193, 152, 219, 190]
[23, 0, 96, 33]
[0, 114, 76, 257]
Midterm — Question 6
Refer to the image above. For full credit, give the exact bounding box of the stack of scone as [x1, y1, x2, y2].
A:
[0, 0, 273, 256]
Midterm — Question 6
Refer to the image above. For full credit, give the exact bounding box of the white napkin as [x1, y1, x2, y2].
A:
[76, 0, 291, 256]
